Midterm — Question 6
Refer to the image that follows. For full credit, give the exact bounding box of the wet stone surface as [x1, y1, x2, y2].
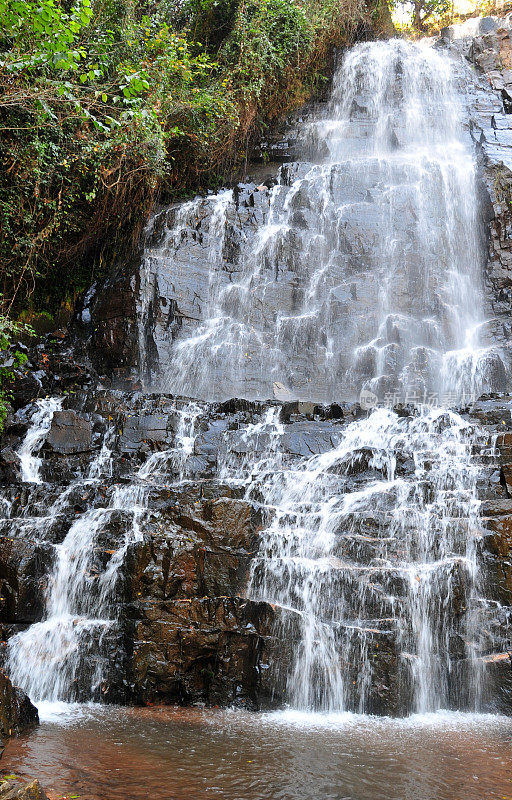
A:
[0, 383, 511, 713]
[3, 30, 512, 717]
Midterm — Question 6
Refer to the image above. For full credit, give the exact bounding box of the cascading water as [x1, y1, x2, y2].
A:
[142, 40, 506, 404]
[6, 402, 201, 703]
[6, 40, 509, 717]
[17, 397, 62, 483]
[133, 39, 508, 714]
[219, 405, 487, 713]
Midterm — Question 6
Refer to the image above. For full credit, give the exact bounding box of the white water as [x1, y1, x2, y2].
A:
[225, 405, 486, 713]
[138, 401, 201, 481]
[8, 428, 120, 702]
[17, 397, 62, 483]
[7, 403, 202, 703]
[141, 40, 506, 404]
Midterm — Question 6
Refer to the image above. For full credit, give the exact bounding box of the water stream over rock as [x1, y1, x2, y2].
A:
[133, 39, 510, 713]
[140, 40, 507, 404]
[17, 398, 62, 484]
[5, 402, 206, 703]
[3, 37, 512, 722]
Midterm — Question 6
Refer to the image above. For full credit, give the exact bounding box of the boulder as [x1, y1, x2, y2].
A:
[0, 671, 38, 738]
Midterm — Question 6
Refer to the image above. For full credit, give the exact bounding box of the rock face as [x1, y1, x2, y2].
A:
[0, 385, 368, 708]
[0, 672, 38, 738]
[448, 16, 512, 373]
[0, 536, 53, 625]
[2, 22, 512, 716]
[0, 384, 512, 714]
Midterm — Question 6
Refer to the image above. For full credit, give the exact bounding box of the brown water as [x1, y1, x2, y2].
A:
[2, 705, 512, 800]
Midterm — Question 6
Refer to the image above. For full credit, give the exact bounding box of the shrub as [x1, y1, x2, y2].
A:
[0, 0, 374, 318]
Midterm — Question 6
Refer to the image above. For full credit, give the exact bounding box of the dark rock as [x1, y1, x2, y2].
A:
[91, 261, 139, 377]
[0, 671, 38, 737]
[0, 449, 21, 485]
[46, 410, 92, 454]
[0, 538, 54, 624]
[480, 652, 512, 713]
[119, 412, 171, 454]
[131, 597, 274, 707]
[9, 372, 42, 412]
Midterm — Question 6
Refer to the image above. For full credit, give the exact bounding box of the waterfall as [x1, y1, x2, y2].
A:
[17, 397, 62, 483]
[132, 39, 506, 713]
[6, 40, 508, 714]
[235, 407, 486, 712]
[6, 403, 201, 703]
[142, 39, 506, 404]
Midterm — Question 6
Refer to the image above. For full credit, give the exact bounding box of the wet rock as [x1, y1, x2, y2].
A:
[282, 422, 338, 457]
[0, 538, 54, 624]
[480, 652, 512, 713]
[45, 410, 92, 454]
[482, 510, 512, 604]
[450, 23, 512, 379]
[126, 489, 267, 703]
[0, 779, 49, 800]
[0, 671, 38, 737]
[119, 412, 172, 454]
[90, 262, 139, 377]
[501, 463, 512, 495]
[0, 449, 21, 485]
[9, 372, 42, 412]
[131, 597, 274, 707]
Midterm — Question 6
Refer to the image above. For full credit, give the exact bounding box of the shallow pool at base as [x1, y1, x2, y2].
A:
[2, 706, 512, 800]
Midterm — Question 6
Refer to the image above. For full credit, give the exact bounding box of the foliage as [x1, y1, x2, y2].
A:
[389, 0, 452, 32]
[0, 0, 93, 72]
[220, 0, 314, 98]
[0, 314, 32, 430]
[0, 0, 373, 317]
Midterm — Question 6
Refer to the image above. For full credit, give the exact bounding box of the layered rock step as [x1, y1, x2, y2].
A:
[0, 390, 511, 713]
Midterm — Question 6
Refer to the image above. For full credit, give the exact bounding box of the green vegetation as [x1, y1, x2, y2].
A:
[0, 0, 385, 427]
[0, 316, 31, 428]
[390, 0, 450, 32]
[0, 0, 376, 316]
